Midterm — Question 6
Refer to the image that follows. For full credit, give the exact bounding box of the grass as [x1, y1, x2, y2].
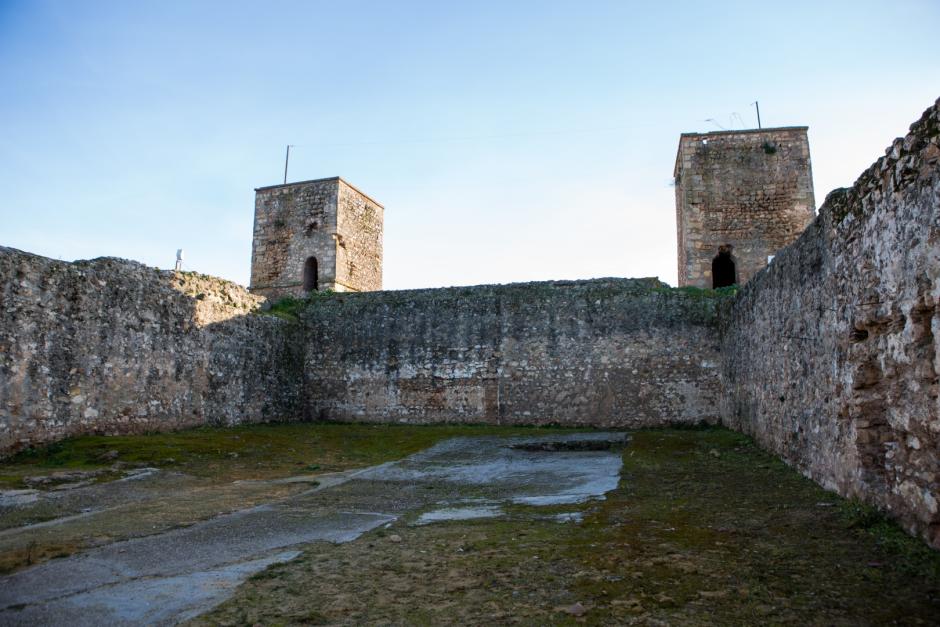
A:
[194, 427, 940, 626]
[259, 296, 306, 322]
[4, 424, 939, 623]
[0, 422, 587, 575]
[259, 291, 337, 322]
[839, 500, 940, 578]
[0, 421, 583, 488]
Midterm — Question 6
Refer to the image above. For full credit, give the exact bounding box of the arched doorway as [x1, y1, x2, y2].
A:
[303, 256, 318, 292]
[712, 247, 736, 288]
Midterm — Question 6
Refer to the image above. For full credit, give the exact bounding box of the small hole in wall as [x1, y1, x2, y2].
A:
[850, 328, 869, 342]
[778, 395, 785, 403]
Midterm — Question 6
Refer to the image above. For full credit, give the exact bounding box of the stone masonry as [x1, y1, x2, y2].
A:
[675, 127, 816, 288]
[250, 177, 383, 300]
[1, 99, 939, 549]
[720, 99, 940, 548]
[0, 260, 724, 450]
[0, 248, 303, 453]
[302, 279, 724, 428]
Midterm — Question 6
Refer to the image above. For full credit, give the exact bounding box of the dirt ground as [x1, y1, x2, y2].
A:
[1, 423, 939, 625]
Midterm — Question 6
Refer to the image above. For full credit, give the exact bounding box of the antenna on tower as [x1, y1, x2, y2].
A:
[283, 145, 294, 184]
[752, 101, 762, 129]
[705, 118, 726, 130]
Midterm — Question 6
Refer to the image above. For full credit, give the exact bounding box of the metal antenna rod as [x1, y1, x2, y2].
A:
[752, 101, 762, 129]
[283, 145, 294, 184]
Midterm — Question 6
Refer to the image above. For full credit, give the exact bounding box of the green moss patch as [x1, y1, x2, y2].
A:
[259, 291, 336, 322]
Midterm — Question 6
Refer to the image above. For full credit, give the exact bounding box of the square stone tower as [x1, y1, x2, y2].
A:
[674, 127, 815, 288]
[250, 177, 383, 300]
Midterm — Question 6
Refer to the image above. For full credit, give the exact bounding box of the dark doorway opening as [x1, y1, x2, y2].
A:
[712, 248, 736, 288]
[303, 256, 319, 292]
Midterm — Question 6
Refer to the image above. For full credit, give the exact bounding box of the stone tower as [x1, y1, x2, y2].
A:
[674, 126, 815, 288]
[250, 177, 383, 300]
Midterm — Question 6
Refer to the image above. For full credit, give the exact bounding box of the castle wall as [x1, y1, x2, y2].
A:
[3, 99, 938, 550]
[720, 99, 940, 548]
[335, 180, 383, 292]
[0, 248, 303, 454]
[675, 127, 815, 288]
[301, 279, 724, 427]
[250, 178, 340, 300]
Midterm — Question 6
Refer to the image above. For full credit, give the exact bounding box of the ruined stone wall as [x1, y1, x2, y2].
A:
[335, 180, 383, 292]
[720, 100, 940, 547]
[302, 279, 724, 427]
[250, 178, 340, 300]
[675, 127, 816, 288]
[0, 248, 303, 455]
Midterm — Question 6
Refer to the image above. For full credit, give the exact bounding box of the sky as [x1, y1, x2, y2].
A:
[1, 1, 938, 290]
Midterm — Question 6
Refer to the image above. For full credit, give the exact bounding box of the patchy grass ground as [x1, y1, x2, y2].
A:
[0, 422, 579, 574]
[193, 428, 940, 626]
[3, 425, 939, 623]
[0, 422, 579, 488]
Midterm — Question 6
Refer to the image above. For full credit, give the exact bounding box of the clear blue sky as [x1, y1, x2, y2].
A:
[2, 1, 938, 289]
